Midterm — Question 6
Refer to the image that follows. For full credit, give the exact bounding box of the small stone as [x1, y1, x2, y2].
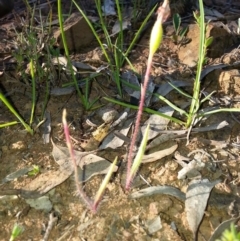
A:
[145, 216, 162, 234]
[26, 196, 52, 212]
[96, 107, 118, 124]
[9, 140, 27, 151]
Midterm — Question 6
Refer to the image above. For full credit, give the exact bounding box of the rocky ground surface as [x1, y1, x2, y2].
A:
[0, 0, 240, 240]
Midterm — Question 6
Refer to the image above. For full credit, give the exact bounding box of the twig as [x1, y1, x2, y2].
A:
[42, 212, 58, 241]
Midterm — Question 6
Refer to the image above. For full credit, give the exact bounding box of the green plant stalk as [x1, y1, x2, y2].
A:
[0, 92, 33, 134]
[186, 0, 205, 127]
[0, 121, 18, 128]
[57, 0, 88, 109]
[113, 38, 123, 96]
[124, 5, 157, 60]
[126, 124, 149, 186]
[93, 156, 118, 212]
[167, 81, 193, 99]
[72, 0, 123, 97]
[198, 108, 240, 117]
[72, 0, 111, 63]
[95, 0, 112, 52]
[73, 0, 156, 96]
[115, 0, 123, 52]
[72, 0, 110, 63]
[97, 0, 123, 96]
[29, 60, 36, 126]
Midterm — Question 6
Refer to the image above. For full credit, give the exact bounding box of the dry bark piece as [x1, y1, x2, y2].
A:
[130, 185, 186, 201]
[54, 12, 94, 52]
[142, 144, 178, 163]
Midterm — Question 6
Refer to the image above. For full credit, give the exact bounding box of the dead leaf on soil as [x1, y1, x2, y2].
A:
[99, 119, 133, 149]
[146, 133, 180, 151]
[130, 185, 186, 201]
[154, 80, 192, 100]
[141, 106, 174, 141]
[78, 154, 118, 182]
[157, 120, 229, 135]
[185, 179, 221, 240]
[52, 141, 118, 182]
[1, 167, 34, 184]
[142, 144, 178, 163]
[102, 0, 116, 16]
[121, 70, 154, 106]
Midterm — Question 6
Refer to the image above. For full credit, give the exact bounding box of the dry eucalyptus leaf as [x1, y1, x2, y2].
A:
[157, 121, 229, 135]
[112, 19, 131, 35]
[121, 70, 140, 95]
[130, 185, 186, 201]
[154, 80, 192, 100]
[141, 106, 174, 140]
[185, 179, 221, 239]
[1, 167, 34, 184]
[142, 144, 178, 163]
[99, 119, 132, 150]
[146, 133, 178, 150]
[78, 154, 118, 182]
[52, 141, 117, 182]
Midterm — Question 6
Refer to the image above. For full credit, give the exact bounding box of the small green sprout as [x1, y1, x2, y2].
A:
[9, 223, 24, 241]
[28, 165, 40, 176]
[216, 223, 240, 241]
[172, 13, 188, 44]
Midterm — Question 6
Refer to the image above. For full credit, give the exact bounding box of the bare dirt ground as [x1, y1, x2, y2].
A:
[0, 1, 240, 240]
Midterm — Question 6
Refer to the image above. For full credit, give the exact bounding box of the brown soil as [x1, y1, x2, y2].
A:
[0, 1, 240, 241]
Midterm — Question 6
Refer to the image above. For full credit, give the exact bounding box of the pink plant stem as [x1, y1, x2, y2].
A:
[125, 0, 170, 190]
[125, 58, 152, 190]
[62, 109, 94, 210]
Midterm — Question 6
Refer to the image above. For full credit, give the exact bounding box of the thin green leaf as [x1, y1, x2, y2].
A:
[179, 26, 188, 38]
[198, 108, 240, 117]
[93, 156, 118, 212]
[129, 124, 150, 180]
[168, 81, 193, 99]
[206, 36, 214, 47]
[173, 13, 181, 34]
[104, 97, 185, 125]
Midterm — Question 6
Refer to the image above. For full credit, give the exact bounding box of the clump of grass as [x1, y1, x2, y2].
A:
[72, 0, 157, 97]
[1, 3, 56, 133]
